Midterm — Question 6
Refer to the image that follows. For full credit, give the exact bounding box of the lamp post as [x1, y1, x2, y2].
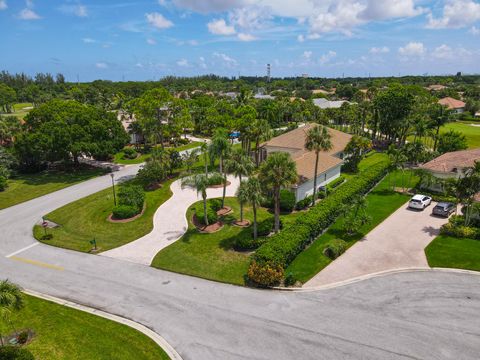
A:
[110, 173, 117, 206]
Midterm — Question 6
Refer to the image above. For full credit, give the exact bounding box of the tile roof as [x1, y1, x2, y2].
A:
[261, 124, 352, 181]
[438, 97, 465, 110]
[421, 148, 480, 173]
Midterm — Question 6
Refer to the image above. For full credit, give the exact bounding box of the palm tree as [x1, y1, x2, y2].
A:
[209, 129, 231, 208]
[181, 173, 209, 226]
[387, 144, 407, 191]
[225, 148, 255, 183]
[259, 152, 297, 233]
[200, 141, 209, 178]
[236, 178, 264, 240]
[249, 119, 271, 167]
[0, 280, 24, 345]
[182, 148, 199, 174]
[305, 125, 333, 205]
[429, 104, 451, 151]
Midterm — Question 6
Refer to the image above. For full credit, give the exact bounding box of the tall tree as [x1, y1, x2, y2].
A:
[305, 125, 333, 205]
[259, 152, 297, 233]
[0, 280, 24, 345]
[181, 173, 210, 226]
[209, 128, 231, 207]
[429, 103, 451, 151]
[236, 177, 264, 240]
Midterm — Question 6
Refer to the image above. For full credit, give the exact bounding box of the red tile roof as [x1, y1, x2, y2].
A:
[438, 97, 465, 110]
[421, 148, 480, 173]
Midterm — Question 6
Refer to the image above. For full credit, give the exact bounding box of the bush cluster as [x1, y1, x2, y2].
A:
[0, 175, 7, 191]
[295, 195, 313, 210]
[247, 260, 284, 287]
[323, 239, 348, 259]
[0, 346, 34, 360]
[122, 147, 138, 159]
[261, 189, 296, 212]
[248, 162, 389, 286]
[112, 184, 145, 219]
[207, 172, 224, 186]
[327, 176, 345, 190]
[440, 220, 480, 240]
[194, 200, 219, 225]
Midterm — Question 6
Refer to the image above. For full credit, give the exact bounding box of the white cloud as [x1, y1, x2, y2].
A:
[207, 18, 236, 35]
[213, 52, 238, 67]
[237, 33, 257, 41]
[96, 62, 108, 69]
[318, 50, 336, 64]
[302, 50, 312, 59]
[145, 12, 173, 29]
[360, 0, 424, 21]
[18, 8, 41, 20]
[427, 0, 480, 29]
[82, 38, 96, 43]
[147, 38, 157, 45]
[370, 46, 390, 54]
[199, 56, 207, 69]
[0, 1, 7, 10]
[177, 58, 189, 67]
[297, 34, 305, 42]
[398, 42, 425, 57]
[228, 5, 272, 31]
[172, 0, 245, 14]
[431, 44, 453, 59]
[469, 26, 480, 35]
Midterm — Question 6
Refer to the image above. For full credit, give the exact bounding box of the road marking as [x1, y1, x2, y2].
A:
[5, 242, 39, 258]
[9, 256, 64, 271]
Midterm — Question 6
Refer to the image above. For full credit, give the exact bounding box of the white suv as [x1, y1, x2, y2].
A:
[408, 194, 432, 210]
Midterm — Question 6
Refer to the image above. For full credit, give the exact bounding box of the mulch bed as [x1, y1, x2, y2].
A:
[107, 203, 146, 223]
[233, 219, 250, 227]
[192, 214, 224, 233]
[208, 181, 231, 189]
[216, 206, 232, 216]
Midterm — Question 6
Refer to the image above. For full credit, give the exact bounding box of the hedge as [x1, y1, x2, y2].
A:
[248, 162, 389, 285]
[194, 201, 219, 225]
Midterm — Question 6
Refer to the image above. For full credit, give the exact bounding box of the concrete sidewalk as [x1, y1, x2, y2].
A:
[304, 202, 451, 288]
[101, 175, 240, 265]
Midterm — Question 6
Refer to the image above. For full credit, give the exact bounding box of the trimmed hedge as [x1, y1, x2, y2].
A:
[248, 162, 389, 285]
[323, 239, 348, 259]
[112, 204, 139, 219]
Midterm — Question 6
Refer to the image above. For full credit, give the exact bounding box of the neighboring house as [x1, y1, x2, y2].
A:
[438, 97, 466, 114]
[313, 98, 350, 109]
[420, 148, 480, 192]
[426, 84, 447, 91]
[118, 111, 144, 145]
[260, 124, 352, 201]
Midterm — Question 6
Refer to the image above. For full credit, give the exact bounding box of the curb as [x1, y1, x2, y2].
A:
[24, 289, 183, 360]
[274, 267, 480, 292]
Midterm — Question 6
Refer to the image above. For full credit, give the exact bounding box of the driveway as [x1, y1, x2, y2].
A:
[101, 175, 240, 265]
[305, 201, 451, 288]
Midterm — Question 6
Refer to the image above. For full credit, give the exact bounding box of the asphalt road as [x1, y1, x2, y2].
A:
[1, 166, 479, 359]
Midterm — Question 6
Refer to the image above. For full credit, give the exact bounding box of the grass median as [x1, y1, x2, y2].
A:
[425, 235, 480, 271]
[0, 294, 169, 360]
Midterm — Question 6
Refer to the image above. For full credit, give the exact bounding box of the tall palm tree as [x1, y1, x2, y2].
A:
[200, 141, 209, 178]
[249, 119, 271, 167]
[225, 148, 255, 183]
[259, 152, 297, 233]
[236, 178, 264, 240]
[429, 104, 451, 151]
[181, 173, 209, 226]
[387, 144, 407, 191]
[0, 279, 24, 345]
[209, 130, 231, 208]
[305, 125, 333, 205]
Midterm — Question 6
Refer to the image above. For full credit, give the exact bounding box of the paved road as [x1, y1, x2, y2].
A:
[305, 201, 450, 287]
[102, 175, 241, 265]
[1, 170, 480, 359]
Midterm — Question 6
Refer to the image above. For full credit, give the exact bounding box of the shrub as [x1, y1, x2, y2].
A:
[234, 236, 267, 251]
[295, 196, 313, 210]
[0, 346, 34, 360]
[440, 222, 480, 240]
[247, 260, 284, 287]
[206, 172, 224, 186]
[328, 176, 345, 190]
[17, 330, 29, 344]
[209, 198, 223, 211]
[117, 184, 145, 212]
[284, 272, 298, 287]
[323, 239, 348, 259]
[255, 217, 283, 237]
[112, 205, 139, 219]
[0, 175, 7, 191]
[122, 147, 138, 159]
[279, 189, 296, 212]
[194, 202, 218, 225]
[248, 161, 389, 286]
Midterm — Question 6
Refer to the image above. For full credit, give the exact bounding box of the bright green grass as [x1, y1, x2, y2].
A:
[286, 170, 419, 283]
[114, 142, 203, 164]
[0, 168, 107, 210]
[33, 179, 174, 253]
[0, 294, 169, 360]
[151, 197, 274, 285]
[409, 121, 480, 149]
[0, 102, 33, 120]
[425, 235, 480, 271]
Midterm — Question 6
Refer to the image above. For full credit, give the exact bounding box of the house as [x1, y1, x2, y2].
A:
[438, 97, 466, 114]
[426, 84, 447, 91]
[260, 124, 352, 201]
[313, 98, 350, 109]
[118, 111, 144, 145]
[420, 148, 480, 192]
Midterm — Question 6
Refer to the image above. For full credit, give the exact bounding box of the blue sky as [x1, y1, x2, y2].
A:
[0, 0, 479, 81]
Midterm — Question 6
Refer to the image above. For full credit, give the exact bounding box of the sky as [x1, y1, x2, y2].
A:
[0, 0, 479, 81]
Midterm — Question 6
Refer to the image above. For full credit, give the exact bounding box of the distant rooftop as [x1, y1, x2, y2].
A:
[438, 97, 465, 110]
[421, 148, 480, 173]
[313, 98, 349, 109]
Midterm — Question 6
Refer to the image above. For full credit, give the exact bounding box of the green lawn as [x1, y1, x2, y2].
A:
[151, 197, 273, 286]
[0, 102, 33, 120]
[114, 142, 203, 165]
[0, 167, 107, 210]
[286, 170, 419, 284]
[33, 179, 174, 253]
[409, 121, 480, 149]
[0, 294, 168, 360]
[425, 235, 480, 271]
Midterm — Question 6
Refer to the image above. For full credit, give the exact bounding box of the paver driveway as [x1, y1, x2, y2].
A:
[305, 201, 452, 288]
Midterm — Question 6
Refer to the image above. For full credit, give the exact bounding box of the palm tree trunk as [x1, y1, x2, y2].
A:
[274, 188, 280, 233]
[219, 155, 223, 173]
[253, 204, 258, 240]
[312, 152, 319, 206]
[434, 126, 440, 151]
[222, 171, 227, 208]
[202, 193, 209, 226]
[240, 202, 244, 222]
[255, 138, 260, 167]
[204, 152, 208, 177]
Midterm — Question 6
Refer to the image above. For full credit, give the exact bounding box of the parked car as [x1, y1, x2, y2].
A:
[408, 194, 432, 210]
[432, 202, 456, 217]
